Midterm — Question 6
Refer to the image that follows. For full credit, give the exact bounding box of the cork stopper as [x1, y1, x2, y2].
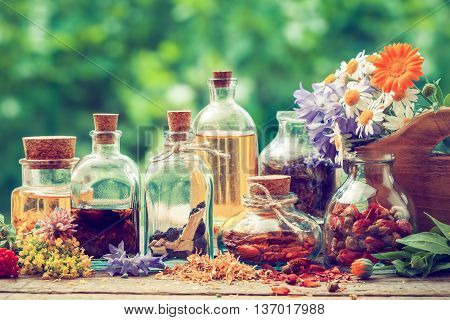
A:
[167, 110, 191, 132]
[23, 136, 76, 160]
[212, 70, 232, 87]
[248, 175, 291, 195]
[93, 113, 119, 144]
[93, 113, 118, 131]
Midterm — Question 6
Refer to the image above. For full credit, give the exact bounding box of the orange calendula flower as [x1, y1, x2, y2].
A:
[371, 43, 424, 93]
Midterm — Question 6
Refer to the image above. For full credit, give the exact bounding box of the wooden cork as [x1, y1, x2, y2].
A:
[22, 136, 77, 169]
[248, 175, 291, 195]
[167, 110, 191, 132]
[93, 113, 119, 144]
[93, 114, 118, 131]
[212, 70, 232, 87]
[23, 136, 76, 160]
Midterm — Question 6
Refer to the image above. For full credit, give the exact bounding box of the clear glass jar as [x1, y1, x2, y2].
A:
[259, 111, 335, 223]
[193, 71, 258, 232]
[218, 175, 322, 268]
[11, 137, 78, 234]
[71, 114, 139, 258]
[324, 152, 416, 268]
[144, 126, 213, 261]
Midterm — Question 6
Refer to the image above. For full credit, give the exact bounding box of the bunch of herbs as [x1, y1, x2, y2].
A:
[373, 213, 450, 277]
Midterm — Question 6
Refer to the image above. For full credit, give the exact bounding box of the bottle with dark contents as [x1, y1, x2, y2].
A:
[259, 111, 336, 223]
[71, 114, 139, 258]
[218, 175, 322, 269]
[144, 111, 213, 262]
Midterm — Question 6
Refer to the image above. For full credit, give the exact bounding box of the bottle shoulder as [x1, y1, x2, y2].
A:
[193, 102, 256, 133]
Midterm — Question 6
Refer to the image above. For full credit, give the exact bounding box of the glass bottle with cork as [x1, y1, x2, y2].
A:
[193, 70, 258, 238]
[144, 110, 214, 262]
[259, 111, 336, 223]
[11, 136, 78, 234]
[218, 175, 322, 268]
[71, 114, 140, 258]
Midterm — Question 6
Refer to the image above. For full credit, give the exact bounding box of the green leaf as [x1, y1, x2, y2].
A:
[397, 232, 450, 255]
[404, 246, 424, 253]
[0, 214, 4, 224]
[425, 212, 450, 241]
[372, 251, 412, 261]
[433, 79, 444, 107]
[444, 94, 450, 107]
[410, 252, 433, 269]
[392, 259, 422, 277]
[421, 253, 436, 278]
[430, 262, 450, 274]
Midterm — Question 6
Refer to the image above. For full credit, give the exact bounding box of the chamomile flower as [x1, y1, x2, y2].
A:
[361, 54, 379, 76]
[329, 123, 352, 166]
[337, 51, 368, 80]
[384, 104, 414, 131]
[339, 80, 373, 118]
[356, 102, 385, 137]
[384, 88, 419, 114]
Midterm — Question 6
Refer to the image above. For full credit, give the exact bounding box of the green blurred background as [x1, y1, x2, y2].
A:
[0, 0, 449, 221]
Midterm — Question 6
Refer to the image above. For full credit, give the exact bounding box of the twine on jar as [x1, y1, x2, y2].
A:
[151, 141, 230, 163]
[243, 183, 305, 238]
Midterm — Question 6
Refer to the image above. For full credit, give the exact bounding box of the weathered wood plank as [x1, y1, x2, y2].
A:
[1, 274, 449, 299]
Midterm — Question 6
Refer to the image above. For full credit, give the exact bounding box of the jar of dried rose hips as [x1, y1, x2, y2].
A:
[259, 111, 336, 223]
[218, 175, 322, 268]
[324, 152, 416, 268]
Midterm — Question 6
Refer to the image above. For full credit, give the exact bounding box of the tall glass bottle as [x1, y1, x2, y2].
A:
[193, 70, 258, 235]
[144, 111, 213, 261]
[259, 111, 336, 223]
[71, 114, 139, 258]
[11, 137, 78, 234]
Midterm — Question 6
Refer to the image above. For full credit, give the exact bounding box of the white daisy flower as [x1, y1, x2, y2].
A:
[361, 53, 379, 76]
[339, 79, 373, 118]
[384, 104, 414, 131]
[329, 123, 352, 166]
[337, 50, 368, 80]
[356, 102, 385, 137]
[384, 88, 419, 114]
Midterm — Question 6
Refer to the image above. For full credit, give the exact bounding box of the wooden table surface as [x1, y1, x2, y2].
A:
[1, 273, 449, 300]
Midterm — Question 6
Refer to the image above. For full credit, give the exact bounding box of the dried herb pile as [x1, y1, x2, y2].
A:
[157, 253, 353, 291]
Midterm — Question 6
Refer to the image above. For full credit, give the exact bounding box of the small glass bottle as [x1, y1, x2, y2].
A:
[144, 111, 213, 261]
[11, 137, 78, 234]
[218, 175, 322, 268]
[71, 114, 139, 258]
[324, 152, 416, 268]
[259, 111, 335, 223]
[193, 70, 258, 237]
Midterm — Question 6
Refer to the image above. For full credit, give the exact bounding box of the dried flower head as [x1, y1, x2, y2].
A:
[35, 207, 77, 243]
[156, 252, 260, 284]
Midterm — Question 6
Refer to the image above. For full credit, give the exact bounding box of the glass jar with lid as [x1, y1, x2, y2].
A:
[71, 114, 139, 258]
[193, 71, 258, 234]
[259, 111, 336, 223]
[11, 136, 78, 234]
[144, 111, 213, 262]
[218, 175, 322, 268]
[324, 152, 416, 268]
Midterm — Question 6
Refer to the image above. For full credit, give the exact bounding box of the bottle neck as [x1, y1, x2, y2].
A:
[348, 161, 394, 187]
[91, 131, 121, 155]
[208, 80, 237, 104]
[22, 165, 72, 187]
[277, 119, 308, 139]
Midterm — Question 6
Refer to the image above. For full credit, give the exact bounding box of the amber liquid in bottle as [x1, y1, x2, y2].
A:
[11, 189, 71, 234]
[195, 131, 258, 226]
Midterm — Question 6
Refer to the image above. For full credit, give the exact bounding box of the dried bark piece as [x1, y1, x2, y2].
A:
[180, 208, 204, 240]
